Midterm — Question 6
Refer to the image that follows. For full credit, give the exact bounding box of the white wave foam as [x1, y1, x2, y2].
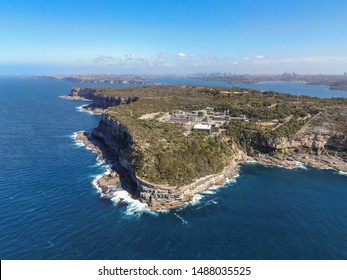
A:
[76, 104, 94, 115]
[92, 174, 104, 190]
[209, 185, 221, 190]
[111, 190, 156, 216]
[245, 160, 259, 164]
[157, 209, 170, 214]
[178, 171, 240, 210]
[95, 159, 106, 166]
[71, 132, 85, 147]
[338, 171, 347, 176]
[76, 104, 87, 111]
[196, 198, 219, 210]
[190, 194, 203, 205]
[174, 213, 188, 224]
[226, 173, 240, 184]
[295, 161, 308, 169]
[202, 190, 216, 195]
[205, 198, 218, 206]
[71, 132, 95, 153]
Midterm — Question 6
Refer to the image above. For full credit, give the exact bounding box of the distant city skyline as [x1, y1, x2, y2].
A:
[1, 0, 347, 75]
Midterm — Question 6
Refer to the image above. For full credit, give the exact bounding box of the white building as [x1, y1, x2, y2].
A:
[193, 124, 212, 134]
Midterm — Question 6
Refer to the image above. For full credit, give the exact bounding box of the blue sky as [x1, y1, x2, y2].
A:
[1, 0, 347, 75]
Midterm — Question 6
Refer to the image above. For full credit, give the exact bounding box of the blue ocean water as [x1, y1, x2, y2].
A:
[155, 78, 347, 98]
[235, 81, 347, 98]
[0, 77, 347, 260]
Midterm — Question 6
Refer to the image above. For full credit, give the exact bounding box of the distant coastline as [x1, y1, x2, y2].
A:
[35, 73, 347, 92]
[199, 74, 347, 91]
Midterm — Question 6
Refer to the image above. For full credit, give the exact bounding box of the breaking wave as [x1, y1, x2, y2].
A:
[295, 161, 308, 170]
[76, 104, 93, 114]
[337, 171, 347, 176]
[71, 132, 85, 147]
[178, 171, 240, 211]
[111, 190, 156, 216]
[174, 213, 188, 224]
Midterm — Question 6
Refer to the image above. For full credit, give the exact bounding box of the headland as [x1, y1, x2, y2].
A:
[63, 85, 347, 210]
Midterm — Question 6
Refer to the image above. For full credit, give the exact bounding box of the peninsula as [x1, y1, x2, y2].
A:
[63, 85, 347, 210]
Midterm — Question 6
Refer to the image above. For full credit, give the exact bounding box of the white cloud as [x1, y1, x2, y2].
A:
[93, 55, 118, 64]
[177, 52, 187, 58]
[255, 54, 265, 59]
[90, 52, 237, 69]
[277, 56, 347, 64]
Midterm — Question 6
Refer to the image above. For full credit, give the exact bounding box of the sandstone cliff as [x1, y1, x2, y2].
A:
[69, 87, 140, 111]
[90, 114, 246, 210]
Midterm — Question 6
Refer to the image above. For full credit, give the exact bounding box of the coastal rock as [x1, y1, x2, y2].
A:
[68, 87, 140, 112]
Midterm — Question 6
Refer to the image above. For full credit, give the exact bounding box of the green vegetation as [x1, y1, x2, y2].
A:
[87, 85, 347, 185]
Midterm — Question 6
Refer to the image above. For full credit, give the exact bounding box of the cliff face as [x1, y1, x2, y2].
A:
[70, 87, 140, 109]
[254, 112, 347, 155]
[91, 114, 246, 210]
[91, 114, 141, 196]
[254, 133, 347, 157]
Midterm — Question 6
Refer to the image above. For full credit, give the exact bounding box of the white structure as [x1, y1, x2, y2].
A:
[193, 124, 212, 134]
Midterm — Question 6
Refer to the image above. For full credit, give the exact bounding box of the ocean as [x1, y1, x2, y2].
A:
[0, 77, 346, 259]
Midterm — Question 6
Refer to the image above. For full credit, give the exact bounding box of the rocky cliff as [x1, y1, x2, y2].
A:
[69, 87, 140, 110]
[90, 114, 246, 210]
[254, 112, 347, 155]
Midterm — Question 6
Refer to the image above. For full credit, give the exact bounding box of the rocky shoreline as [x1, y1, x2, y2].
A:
[254, 153, 347, 172]
[74, 131, 246, 210]
[75, 130, 347, 211]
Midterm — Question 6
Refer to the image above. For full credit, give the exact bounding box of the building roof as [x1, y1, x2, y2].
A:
[193, 124, 212, 130]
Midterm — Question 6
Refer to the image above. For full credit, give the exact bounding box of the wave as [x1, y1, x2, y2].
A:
[202, 189, 216, 195]
[70, 132, 85, 147]
[196, 198, 219, 210]
[91, 168, 156, 216]
[190, 194, 203, 205]
[76, 104, 94, 115]
[295, 161, 308, 170]
[337, 171, 347, 176]
[226, 173, 240, 184]
[245, 160, 259, 165]
[174, 213, 188, 224]
[71, 132, 95, 153]
[110, 190, 157, 216]
[178, 171, 240, 211]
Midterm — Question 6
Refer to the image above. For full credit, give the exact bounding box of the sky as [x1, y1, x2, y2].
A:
[1, 0, 347, 75]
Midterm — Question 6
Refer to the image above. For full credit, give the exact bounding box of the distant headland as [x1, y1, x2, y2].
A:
[35, 73, 347, 91]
